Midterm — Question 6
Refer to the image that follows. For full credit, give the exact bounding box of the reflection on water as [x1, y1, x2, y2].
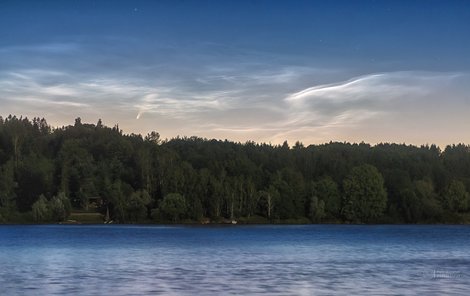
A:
[0, 225, 469, 295]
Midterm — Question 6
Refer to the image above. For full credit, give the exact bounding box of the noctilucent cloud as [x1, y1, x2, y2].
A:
[1, 0, 469, 146]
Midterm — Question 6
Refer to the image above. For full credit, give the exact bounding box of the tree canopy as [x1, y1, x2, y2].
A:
[342, 164, 387, 223]
[1, 115, 470, 224]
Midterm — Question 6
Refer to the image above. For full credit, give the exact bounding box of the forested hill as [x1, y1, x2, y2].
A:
[1, 115, 470, 224]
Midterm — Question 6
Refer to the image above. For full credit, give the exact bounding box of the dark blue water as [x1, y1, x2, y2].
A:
[0, 225, 469, 295]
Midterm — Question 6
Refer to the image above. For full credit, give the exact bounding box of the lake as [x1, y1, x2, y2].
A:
[0, 225, 469, 295]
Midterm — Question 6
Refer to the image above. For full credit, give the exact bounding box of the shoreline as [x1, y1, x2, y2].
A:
[2, 221, 470, 226]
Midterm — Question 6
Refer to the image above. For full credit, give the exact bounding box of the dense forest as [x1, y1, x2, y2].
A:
[1, 115, 470, 224]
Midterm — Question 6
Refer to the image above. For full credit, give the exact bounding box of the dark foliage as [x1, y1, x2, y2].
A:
[0, 115, 469, 223]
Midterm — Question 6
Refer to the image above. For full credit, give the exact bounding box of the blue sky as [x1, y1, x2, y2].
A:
[1, 0, 470, 146]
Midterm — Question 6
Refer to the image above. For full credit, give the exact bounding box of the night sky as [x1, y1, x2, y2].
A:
[1, 0, 470, 146]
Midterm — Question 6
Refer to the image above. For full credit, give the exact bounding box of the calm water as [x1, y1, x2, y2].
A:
[0, 225, 469, 295]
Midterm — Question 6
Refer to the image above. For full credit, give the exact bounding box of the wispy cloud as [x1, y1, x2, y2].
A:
[13, 97, 89, 108]
[0, 43, 80, 54]
[283, 71, 465, 125]
[286, 71, 461, 105]
[274, 71, 469, 145]
[183, 71, 470, 145]
[1, 53, 469, 146]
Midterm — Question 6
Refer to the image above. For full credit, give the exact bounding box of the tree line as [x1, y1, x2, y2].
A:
[0, 115, 469, 224]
